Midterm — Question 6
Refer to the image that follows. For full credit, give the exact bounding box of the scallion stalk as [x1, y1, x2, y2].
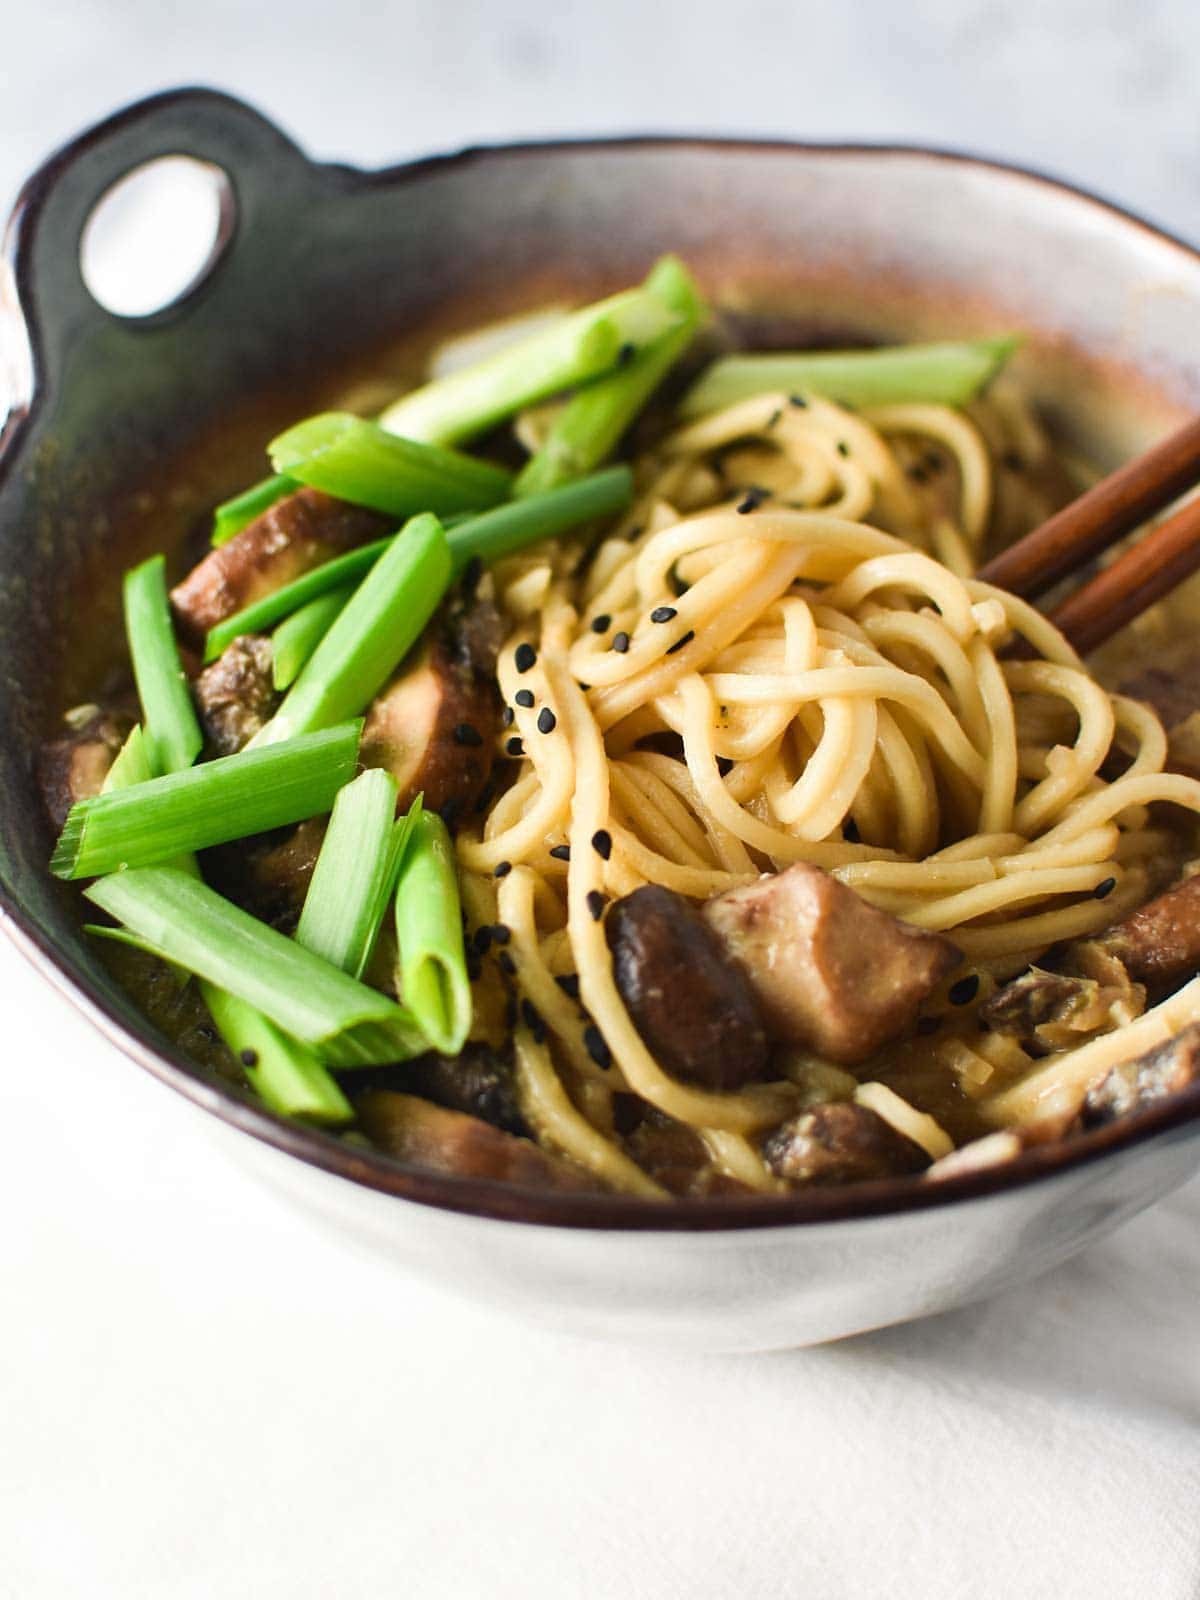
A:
[446, 465, 633, 571]
[123, 555, 203, 777]
[515, 257, 706, 496]
[101, 725, 155, 793]
[199, 982, 354, 1126]
[254, 514, 451, 746]
[212, 473, 295, 547]
[51, 722, 361, 880]
[393, 811, 471, 1055]
[269, 413, 511, 517]
[678, 336, 1021, 418]
[85, 867, 426, 1067]
[296, 768, 399, 978]
[204, 538, 393, 664]
[272, 585, 354, 691]
[376, 282, 686, 446]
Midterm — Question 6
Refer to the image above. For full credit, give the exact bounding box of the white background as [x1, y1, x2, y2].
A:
[2, 4, 1200, 1595]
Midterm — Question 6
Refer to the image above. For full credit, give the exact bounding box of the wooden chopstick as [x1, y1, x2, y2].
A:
[978, 415, 1200, 599]
[1047, 493, 1200, 656]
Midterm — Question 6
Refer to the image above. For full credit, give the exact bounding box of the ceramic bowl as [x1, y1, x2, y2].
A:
[4, 88, 1200, 1352]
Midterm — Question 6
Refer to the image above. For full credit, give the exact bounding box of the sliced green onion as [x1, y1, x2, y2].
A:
[102, 725, 155, 793]
[123, 555, 203, 777]
[51, 722, 361, 880]
[272, 586, 354, 691]
[212, 473, 295, 547]
[447, 465, 633, 571]
[269, 413, 511, 518]
[679, 336, 1021, 418]
[199, 982, 353, 1126]
[296, 768, 399, 978]
[515, 257, 706, 496]
[377, 283, 686, 446]
[204, 538, 393, 664]
[255, 514, 451, 746]
[394, 811, 471, 1056]
[85, 867, 426, 1068]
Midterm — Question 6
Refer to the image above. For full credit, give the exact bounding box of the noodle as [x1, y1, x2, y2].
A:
[455, 388, 1200, 1192]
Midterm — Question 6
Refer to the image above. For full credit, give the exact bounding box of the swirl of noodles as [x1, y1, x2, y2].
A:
[457, 393, 1200, 1191]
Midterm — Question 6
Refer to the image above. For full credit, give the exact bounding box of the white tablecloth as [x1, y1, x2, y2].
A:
[3, 4, 1200, 1594]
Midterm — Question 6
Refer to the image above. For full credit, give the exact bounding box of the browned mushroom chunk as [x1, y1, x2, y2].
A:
[37, 707, 133, 829]
[703, 863, 960, 1065]
[192, 634, 279, 755]
[1093, 874, 1200, 989]
[401, 1043, 526, 1136]
[356, 1091, 598, 1191]
[980, 962, 1144, 1054]
[361, 590, 504, 823]
[621, 1107, 755, 1197]
[170, 487, 389, 645]
[762, 1101, 931, 1186]
[1078, 1020, 1200, 1130]
[605, 884, 771, 1091]
[203, 816, 327, 931]
[1119, 660, 1200, 778]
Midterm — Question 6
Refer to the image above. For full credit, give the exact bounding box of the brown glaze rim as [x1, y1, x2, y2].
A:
[4, 87, 1200, 1233]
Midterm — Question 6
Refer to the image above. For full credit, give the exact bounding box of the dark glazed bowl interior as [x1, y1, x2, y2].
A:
[4, 86, 1200, 1232]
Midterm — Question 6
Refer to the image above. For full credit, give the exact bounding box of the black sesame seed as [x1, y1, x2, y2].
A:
[491, 924, 512, 946]
[1094, 876, 1117, 901]
[586, 890, 607, 921]
[521, 999, 546, 1042]
[240, 1049, 258, 1068]
[617, 341, 636, 367]
[583, 1025, 613, 1070]
[611, 631, 631, 653]
[736, 488, 766, 514]
[467, 956, 483, 983]
[843, 817, 861, 843]
[504, 995, 518, 1028]
[515, 689, 534, 709]
[591, 829, 613, 860]
[514, 642, 537, 673]
[549, 844, 571, 862]
[501, 705, 515, 727]
[666, 630, 695, 655]
[949, 974, 981, 1006]
[716, 756, 734, 778]
[537, 707, 557, 735]
[789, 393, 809, 408]
[498, 950, 517, 976]
[439, 796, 463, 830]
[767, 407, 783, 430]
[494, 860, 512, 878]
[650, 605, 677, 624]
[453, 722, 483, 747]
[837, 440, 851, 458]
[472, 926, 494, 955]
[555, 973, 581, 1001]
[506, 736, 525, 757]
[590, 614, 612, 634]
[472, 775, 498, 816]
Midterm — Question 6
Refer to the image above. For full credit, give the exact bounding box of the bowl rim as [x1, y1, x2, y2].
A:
[5, 99, 1200, 1233]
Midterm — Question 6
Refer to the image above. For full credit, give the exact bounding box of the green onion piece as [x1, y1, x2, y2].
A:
[679, 336, 1021, 418]
[515, 257, 706, 496]
[376, 283, 686, 446]
[199, 982, 353, 1126]
[85, 867, 426, 1068]
[255, 514, 451, 746]
[296, 768, 399, 979]
[446, 465, 633, 572]
[394, 811, 471, 1056]
[212, 473, 295, 547]
[51, 722, 361, 880]
[272, 585, 354, 691]
[269, 413, 511, 518]
[102, 725, 155, 793]
[204, 538, 393, 664]
[123, 555, 203, 777]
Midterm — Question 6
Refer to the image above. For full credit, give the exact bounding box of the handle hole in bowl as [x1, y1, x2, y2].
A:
[80, 156, 234, 319]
